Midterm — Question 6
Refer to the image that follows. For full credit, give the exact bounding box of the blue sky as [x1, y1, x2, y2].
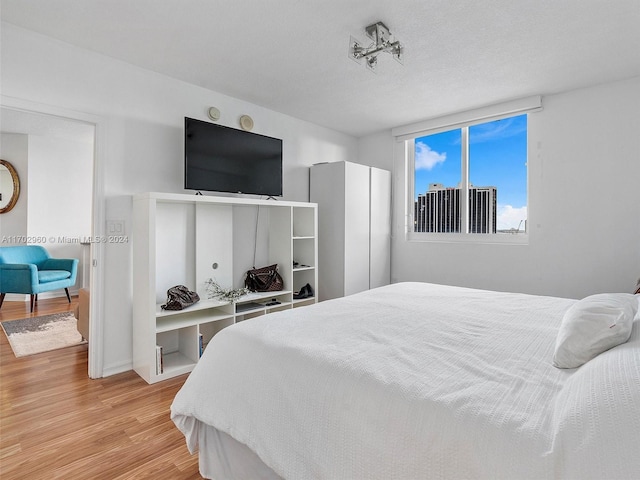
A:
[414, 114, 527, 229]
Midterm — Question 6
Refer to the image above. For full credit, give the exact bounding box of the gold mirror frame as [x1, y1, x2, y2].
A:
[0, 159, 21, 214]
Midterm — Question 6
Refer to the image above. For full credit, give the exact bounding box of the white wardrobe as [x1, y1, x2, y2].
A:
[310, 161, 391, 301]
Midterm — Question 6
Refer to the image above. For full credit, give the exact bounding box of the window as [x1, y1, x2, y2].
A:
[410, 113, 528, 238]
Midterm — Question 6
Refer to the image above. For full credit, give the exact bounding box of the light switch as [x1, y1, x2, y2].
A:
[107, 219, 125, 234]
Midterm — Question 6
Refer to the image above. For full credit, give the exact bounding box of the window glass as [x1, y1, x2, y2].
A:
[414, 130, 462, 233]
[469, 114, 527, 233]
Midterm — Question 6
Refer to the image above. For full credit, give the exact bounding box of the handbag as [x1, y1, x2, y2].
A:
[244, 264, 284, 292]
[161, 285, 200, 310]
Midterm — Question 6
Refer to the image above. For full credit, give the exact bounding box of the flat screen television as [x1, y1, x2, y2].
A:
[184, 117, 283, 197]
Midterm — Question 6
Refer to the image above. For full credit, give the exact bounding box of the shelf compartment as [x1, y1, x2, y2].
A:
[293, 236, 315, 270]
[156, 326, 199, 377]
[160, 351, 197, 377]
[292, 269, 315, 296]
[293, 206, 316, 238]
[234, 291, 295, 318]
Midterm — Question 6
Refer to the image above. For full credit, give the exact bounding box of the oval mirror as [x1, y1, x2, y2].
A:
[0, 159, 21, 214]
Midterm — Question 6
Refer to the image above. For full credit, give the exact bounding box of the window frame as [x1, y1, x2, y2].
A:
[404, 112, 530, 245]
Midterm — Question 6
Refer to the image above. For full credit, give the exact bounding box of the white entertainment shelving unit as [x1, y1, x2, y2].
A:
[133, 192, 318, 384]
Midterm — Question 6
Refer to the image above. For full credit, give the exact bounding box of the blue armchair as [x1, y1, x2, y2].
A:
[0, 245, 79, 312]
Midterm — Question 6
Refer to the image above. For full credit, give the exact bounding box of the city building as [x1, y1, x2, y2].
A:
[414, 183, 496, 233]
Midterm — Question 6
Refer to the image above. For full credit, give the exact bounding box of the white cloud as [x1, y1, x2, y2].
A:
[497, 204, 527, 231]
[469, 116, 527, 144]
[415, 141, 446, 170]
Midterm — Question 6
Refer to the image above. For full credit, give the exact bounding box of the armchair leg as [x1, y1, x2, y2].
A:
[30, 294, 36, 312]
[65, 288, 71, 303]
[0, 293, 5, 309]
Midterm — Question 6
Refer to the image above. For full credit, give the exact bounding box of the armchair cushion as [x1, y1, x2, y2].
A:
[38, 270, 72, 283]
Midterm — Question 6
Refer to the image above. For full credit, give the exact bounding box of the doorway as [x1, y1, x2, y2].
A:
[0, 97, 104, 378]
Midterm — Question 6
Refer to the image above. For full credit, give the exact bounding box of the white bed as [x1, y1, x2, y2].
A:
[171, 282, 640, 479]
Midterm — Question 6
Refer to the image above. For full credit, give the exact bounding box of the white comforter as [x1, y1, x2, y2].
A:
[171, 282, 640, 479]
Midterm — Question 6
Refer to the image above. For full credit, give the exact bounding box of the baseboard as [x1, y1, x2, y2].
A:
[3, 288, 80, 302]
[3, 293, 28, 302]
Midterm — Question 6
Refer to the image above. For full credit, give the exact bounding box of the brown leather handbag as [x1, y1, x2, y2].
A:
[244, 264, 284, 292]
[161, 285, 200, 310]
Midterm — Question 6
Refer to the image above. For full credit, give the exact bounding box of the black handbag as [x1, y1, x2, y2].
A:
[244, 264, 284, 292]
[161, 285, 200, 310]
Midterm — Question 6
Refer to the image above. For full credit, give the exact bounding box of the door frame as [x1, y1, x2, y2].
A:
[1, 95, 106, 378]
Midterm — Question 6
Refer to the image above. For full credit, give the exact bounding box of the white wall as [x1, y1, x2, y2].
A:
[27, 135, 93, 289]
[0, 133, 28, 237]
[359, 76, 640, 299]
[1, 23, 358, 375]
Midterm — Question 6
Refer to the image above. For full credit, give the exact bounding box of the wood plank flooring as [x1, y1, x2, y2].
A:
[0, 297, 202, 479]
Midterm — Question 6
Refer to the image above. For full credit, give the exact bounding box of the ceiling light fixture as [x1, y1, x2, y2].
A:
[348, 21, 403, 72]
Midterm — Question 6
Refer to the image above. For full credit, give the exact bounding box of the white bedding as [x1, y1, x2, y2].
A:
[171, 282, 640, 479]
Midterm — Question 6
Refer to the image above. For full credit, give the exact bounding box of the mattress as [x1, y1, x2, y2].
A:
[171, 282, 640, 479]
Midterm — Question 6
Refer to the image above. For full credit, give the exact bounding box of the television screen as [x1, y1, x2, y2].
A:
[184, 117, 283, 196]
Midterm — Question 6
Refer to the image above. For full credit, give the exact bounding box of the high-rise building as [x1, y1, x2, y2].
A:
[414, 184, 496, 233]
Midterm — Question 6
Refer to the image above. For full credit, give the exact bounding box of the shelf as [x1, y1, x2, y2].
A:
[156, 310, 234, 333]
[156, 299, 230, 317]
[236, 302, 266, 314]
[138, 191, 316, 209]
[237, 291, 292, 303]
[267, 303, 292, 313]
[293, 297, 316, 307]
[293, 266, 314, 272]
[267, 301, 292, 310]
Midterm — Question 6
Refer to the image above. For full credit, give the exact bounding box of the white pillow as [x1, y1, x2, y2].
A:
[553, 293, 638, 369]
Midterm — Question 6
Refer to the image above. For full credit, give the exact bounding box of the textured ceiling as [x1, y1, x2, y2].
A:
[2, 0, 639, 137]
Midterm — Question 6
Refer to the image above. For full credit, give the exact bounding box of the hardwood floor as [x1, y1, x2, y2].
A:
[0, 297, 202, 479]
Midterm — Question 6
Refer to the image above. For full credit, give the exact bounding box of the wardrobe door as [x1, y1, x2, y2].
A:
[343, 162, 371, 296]
[369, 167, 391, 289]
[311, 162, 346, 301]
